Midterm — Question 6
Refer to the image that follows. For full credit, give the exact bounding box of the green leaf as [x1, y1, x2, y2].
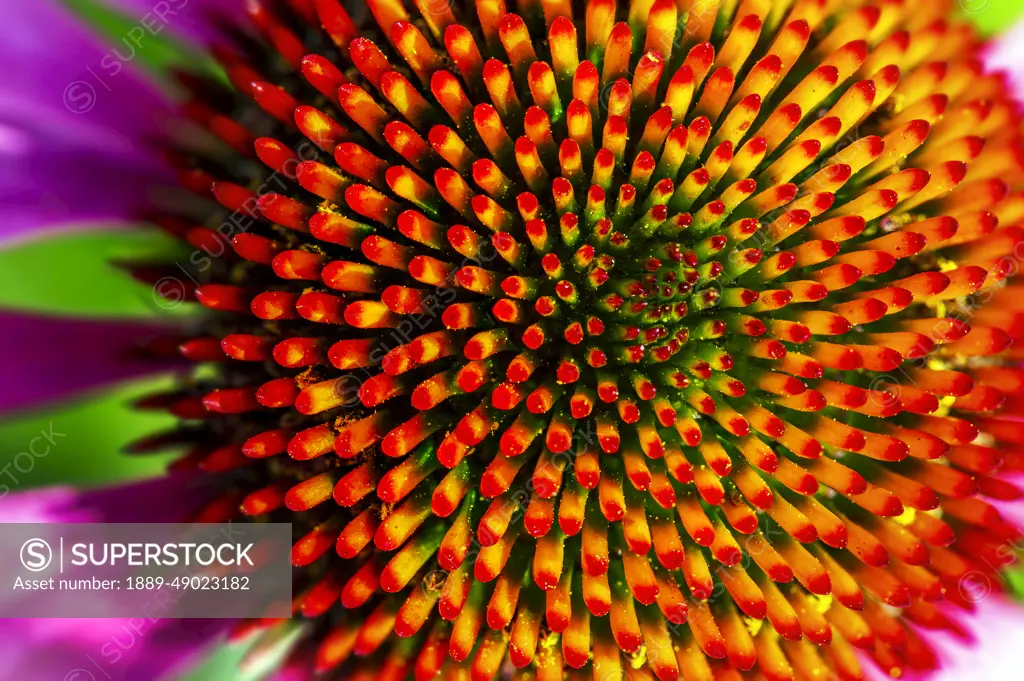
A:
[172, 641, 255, 681]
[1007, 563, 1024, 601]
[0, 227, 196, 319]
[961, 0, 1024, 35]
[0, 374, 181, 489]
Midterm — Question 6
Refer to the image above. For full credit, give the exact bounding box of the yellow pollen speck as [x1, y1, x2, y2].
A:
[294, 367, 323, 389]
[893, 506, 917, 527]
[807, 593, 834, 615]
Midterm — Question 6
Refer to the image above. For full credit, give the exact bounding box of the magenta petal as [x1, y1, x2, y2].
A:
[991, 472, 1024, 528]
[0, 617, 231, 681]
[0, 473, 215, 522]
[861, 475, 1024, 681]
[270, 658, 318, 681]
[984, 19, 1024, 98]
[0, 477, 229, 679]
[0, 486, 95, 522]
[0, 473, 214, 522]
[0, 312, 182, 415]
[862, 596, 1024, 681]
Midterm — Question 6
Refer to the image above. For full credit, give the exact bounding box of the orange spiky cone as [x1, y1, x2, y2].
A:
[140, 0, 1024, 679]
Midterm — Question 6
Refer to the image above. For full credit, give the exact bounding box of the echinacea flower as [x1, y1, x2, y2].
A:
[4, 1, 1024, 680]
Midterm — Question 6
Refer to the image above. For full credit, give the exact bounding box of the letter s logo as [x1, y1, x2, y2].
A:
[20, 538, 52, 572]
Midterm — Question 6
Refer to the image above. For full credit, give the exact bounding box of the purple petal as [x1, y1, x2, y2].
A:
[0, 2, 173, 149]
[0, 147, 172, 247]
[0, 617, 231, 681]
[0, 2, 179, 246]
[0, 312, 182, 415]
[0, 473, 218, 522]
[100, 0, 248, 45]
